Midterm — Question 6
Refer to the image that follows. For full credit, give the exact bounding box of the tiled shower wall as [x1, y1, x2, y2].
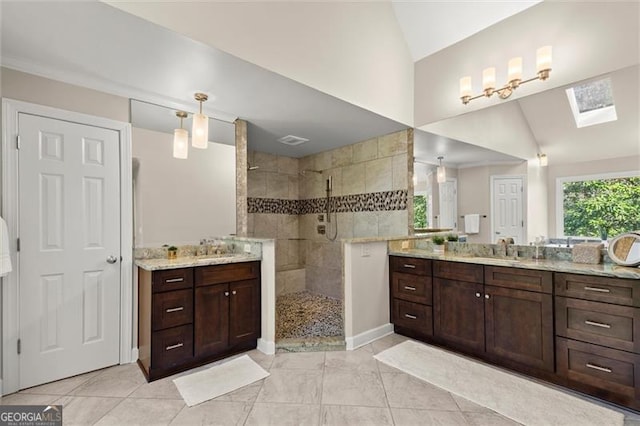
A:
[246, 151, 305, 295]
[298, 130, 412, 298]
[247, 129, 412, 300]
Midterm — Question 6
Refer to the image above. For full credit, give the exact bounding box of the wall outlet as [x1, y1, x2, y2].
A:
[401, 240, 409, 250]
[361, 244, 371, 257]
[243, 243, 252, 253]
[317, 214, 325, 222]
[317, 225, 326, 235]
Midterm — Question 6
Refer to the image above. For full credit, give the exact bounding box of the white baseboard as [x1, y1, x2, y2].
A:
[257, 338, 275, 355]
[346, 323, 394, 350]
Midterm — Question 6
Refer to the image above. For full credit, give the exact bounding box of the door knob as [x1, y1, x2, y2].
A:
[106, 256, 118, 264]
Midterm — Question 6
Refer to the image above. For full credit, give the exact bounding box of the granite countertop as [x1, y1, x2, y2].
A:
[389, 249, 640, 280]
[135, 253, 262, 271]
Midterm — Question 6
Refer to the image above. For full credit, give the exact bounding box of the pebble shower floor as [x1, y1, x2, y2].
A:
[275, 291, 343, 340]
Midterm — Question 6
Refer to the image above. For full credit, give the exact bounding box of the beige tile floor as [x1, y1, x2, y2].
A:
[2, 334, 639, 425]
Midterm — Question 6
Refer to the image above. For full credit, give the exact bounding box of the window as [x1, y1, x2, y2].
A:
[557, 172, 640, 239]
[414, 195, 427, 229]
[566, 77, 617, 128]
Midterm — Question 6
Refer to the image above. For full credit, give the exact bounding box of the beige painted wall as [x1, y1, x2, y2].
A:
[1, 67, 129, 122]
[414, 2, 639, 126]
[546, 155, 640, 237]
[107, 1, 414, 126]
[133, 127, 236, 247]
[457, 162, 527, 244]
[527, 160, 548, 241]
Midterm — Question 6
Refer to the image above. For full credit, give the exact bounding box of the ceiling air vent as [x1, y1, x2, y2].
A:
[277, 135, 309, 146]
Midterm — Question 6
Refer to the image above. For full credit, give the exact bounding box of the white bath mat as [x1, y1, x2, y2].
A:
[374, 340, 624, 426]
[173, 354, 269, 407]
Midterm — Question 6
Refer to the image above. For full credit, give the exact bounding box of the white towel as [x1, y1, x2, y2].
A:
[0, 216, 12, 277]
[464, 214, 480, 234]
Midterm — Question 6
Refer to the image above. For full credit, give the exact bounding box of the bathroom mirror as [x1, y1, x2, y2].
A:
[130, 99, 238, 248]
[413, 63, 639, 243]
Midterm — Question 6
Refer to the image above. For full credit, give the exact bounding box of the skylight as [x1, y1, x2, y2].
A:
[566, 77, 617, 128]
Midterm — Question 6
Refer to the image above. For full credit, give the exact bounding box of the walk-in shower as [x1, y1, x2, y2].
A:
[248, 158, 344, 350]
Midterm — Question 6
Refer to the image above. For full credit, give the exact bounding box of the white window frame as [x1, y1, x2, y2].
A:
[555, 170, 640, 238]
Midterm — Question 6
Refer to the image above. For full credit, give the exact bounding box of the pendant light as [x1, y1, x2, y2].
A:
[192, 92, 209, 149]
[173, 111, 188, 159]
[436, 156, 446, 183]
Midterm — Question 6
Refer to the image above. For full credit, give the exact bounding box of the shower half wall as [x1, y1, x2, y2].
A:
[246, 129, 413, 339]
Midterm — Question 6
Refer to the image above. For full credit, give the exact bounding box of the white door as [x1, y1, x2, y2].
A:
[492, 177, 524, 244]
[18, 113, 121, 389]
[439, 178, 457, 230]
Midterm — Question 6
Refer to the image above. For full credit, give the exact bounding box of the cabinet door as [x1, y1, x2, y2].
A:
[433, 278, 484, 354]
[485, 285, 554, 372]
[229, 279, 261, 347]
[195, 284, 229, 357]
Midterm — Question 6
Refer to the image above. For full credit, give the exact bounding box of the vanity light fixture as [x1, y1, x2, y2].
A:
[436, 156, 446, 183]
[192, 92, 209, 149]
[173, 111, 188, 159]
[460, 46, 552, 105]
[538, 153, 548, 167]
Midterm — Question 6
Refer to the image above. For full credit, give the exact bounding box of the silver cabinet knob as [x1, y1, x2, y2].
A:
[106, 255, 118, 264]
[485, 294, 490, 299]
[224, 291, 229, 297]
[232, 290, 237, 295]
[475, 292, 481, 298]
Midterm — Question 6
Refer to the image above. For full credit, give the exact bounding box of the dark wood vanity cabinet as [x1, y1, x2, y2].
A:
[194, 262, 261, 358]
[484, 266, 554, 373]
[138, 261, 261, 381]
[389, 256, 433, 337]
[555, 272, 640, 408]
[415, 260, 554, 372]
[433, 261, 485, 353]
[390, 256, 640, 410]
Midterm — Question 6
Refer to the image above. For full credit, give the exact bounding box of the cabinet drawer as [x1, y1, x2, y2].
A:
[152, 268, 193, 293]
[557, 337, 640, 401]
[391, 272, 432, 305]
[433, 260, 483, 283]
[196, 261, 260, 287]
[485, 266, 552, 294]
[392, 299, 432, 336]
[556, 273, 640, 307]
[390, 256, 431, 276]
[152, 324, 193, 370]
[152, 289, 193, 331]
[556, 297, 640, 353]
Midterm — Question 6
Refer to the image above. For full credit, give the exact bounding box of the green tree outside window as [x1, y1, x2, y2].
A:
[563, 177, 640, 239]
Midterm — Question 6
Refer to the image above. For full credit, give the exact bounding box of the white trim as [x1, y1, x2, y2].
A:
[346, 323, 394, 351]
[257, 338, 275, 355]
[555, 170, 640, 238]
[490, 175, 527, 244]
[1, 99, 133, 394]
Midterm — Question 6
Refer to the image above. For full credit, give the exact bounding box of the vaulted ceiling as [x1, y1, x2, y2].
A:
[1, 1, 638, 166]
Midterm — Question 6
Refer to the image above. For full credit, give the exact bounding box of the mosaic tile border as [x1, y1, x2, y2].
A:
[248, 190, 407, 215]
